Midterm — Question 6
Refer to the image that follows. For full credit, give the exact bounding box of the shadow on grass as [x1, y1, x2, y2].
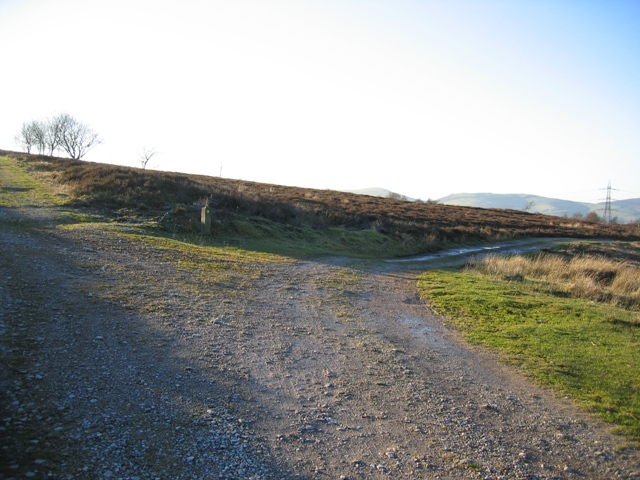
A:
[2, 186, 33, 192]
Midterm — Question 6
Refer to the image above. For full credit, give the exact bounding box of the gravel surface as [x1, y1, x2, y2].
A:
[1, 205, 639, 479]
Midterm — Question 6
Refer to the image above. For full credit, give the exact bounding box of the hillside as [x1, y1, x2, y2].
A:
[2, 150, 640, 254]
[439, 192, 640, 224]
[2, 150, 640, 478]
[612, 197, 640, 223]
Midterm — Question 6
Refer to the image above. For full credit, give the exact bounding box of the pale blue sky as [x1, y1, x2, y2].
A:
[1, 0, 638, 203]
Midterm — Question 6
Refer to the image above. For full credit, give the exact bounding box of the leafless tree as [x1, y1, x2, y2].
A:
[138, 146, 158, 170]
[15, 120, 47, 154]
[524, 200, 536, 212]
[16, 113, 101, 159]
[32, 121, 47, 154]
[15, 121, 37, 153]
[59, 115, 102, 160]
[44, 114, 71, 156]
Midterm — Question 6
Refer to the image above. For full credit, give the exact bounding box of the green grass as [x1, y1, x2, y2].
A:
[124, 230, 291, 269]
[221, 217, 405, 258]
[145, 213, 420, 259]
[418, 268, 640, 440]
[0, 155, 67, 207]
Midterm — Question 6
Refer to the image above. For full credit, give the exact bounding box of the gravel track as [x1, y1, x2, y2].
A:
[1, 205, 639, 479]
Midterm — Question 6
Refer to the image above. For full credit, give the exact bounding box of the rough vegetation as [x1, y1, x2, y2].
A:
[2, 151, 640, 478]
[466, 243, 640, 310]
[3, 150, 638, 256]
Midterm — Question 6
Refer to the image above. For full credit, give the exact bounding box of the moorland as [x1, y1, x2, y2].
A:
[1, 150, 639, 479]
[1, 149, 638, 257]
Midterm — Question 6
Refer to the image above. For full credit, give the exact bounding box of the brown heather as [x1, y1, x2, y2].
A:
[3, 149, 639, 249]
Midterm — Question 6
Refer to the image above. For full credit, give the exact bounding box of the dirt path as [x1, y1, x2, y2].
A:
[1, 205, 639, 479]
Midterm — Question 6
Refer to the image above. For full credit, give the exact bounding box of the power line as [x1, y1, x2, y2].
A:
[616, 188, 640, 197]
[545, 188, 603, 203]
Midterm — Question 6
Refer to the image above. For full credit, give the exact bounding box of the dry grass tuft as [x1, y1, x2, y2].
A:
[467, 247, 640, 310]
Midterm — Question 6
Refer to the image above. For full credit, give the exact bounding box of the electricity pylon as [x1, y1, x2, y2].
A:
[600, 181, 618, 223]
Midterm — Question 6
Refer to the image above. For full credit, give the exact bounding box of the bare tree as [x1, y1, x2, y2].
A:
[524, 200, 536, 212]
[59, 115, 102, 160]
[32, 121, 47, 154]
[17, 113, 101, 159]
[15, 120, 47, 154]
[15, 121, 37, 153]
[44, 114, 70, 156]
[138, 146, 158, 170]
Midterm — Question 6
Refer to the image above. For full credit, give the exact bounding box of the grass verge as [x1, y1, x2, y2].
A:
[0, 156, 67, 207]
[417, 252, 640, 441]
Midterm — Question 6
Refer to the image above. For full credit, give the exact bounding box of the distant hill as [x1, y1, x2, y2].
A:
[342, 187, 417, 201]
[344, 187, 392, 198]
[611, 198, 640, 224]
[438, 193, 640, 224]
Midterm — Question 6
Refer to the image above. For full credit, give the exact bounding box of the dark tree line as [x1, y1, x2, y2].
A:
[15, 113, 101, 160]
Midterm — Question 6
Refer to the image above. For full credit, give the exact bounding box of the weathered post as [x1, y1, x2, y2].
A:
[201, 206, 212, 235]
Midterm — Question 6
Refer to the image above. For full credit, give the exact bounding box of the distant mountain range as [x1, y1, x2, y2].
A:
[344, 188, 640, 224]
[439, 193, 640, 224]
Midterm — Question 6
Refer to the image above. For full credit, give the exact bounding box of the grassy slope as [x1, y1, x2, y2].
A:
[418, 260, 640, 441]
[0, 156, 66, 207]
[3, 150, 639, 260]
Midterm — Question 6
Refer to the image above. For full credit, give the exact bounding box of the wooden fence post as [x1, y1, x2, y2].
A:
[201, 206, 212, 235]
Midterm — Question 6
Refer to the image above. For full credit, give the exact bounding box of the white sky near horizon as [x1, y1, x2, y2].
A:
[1, 0, 639, 204]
